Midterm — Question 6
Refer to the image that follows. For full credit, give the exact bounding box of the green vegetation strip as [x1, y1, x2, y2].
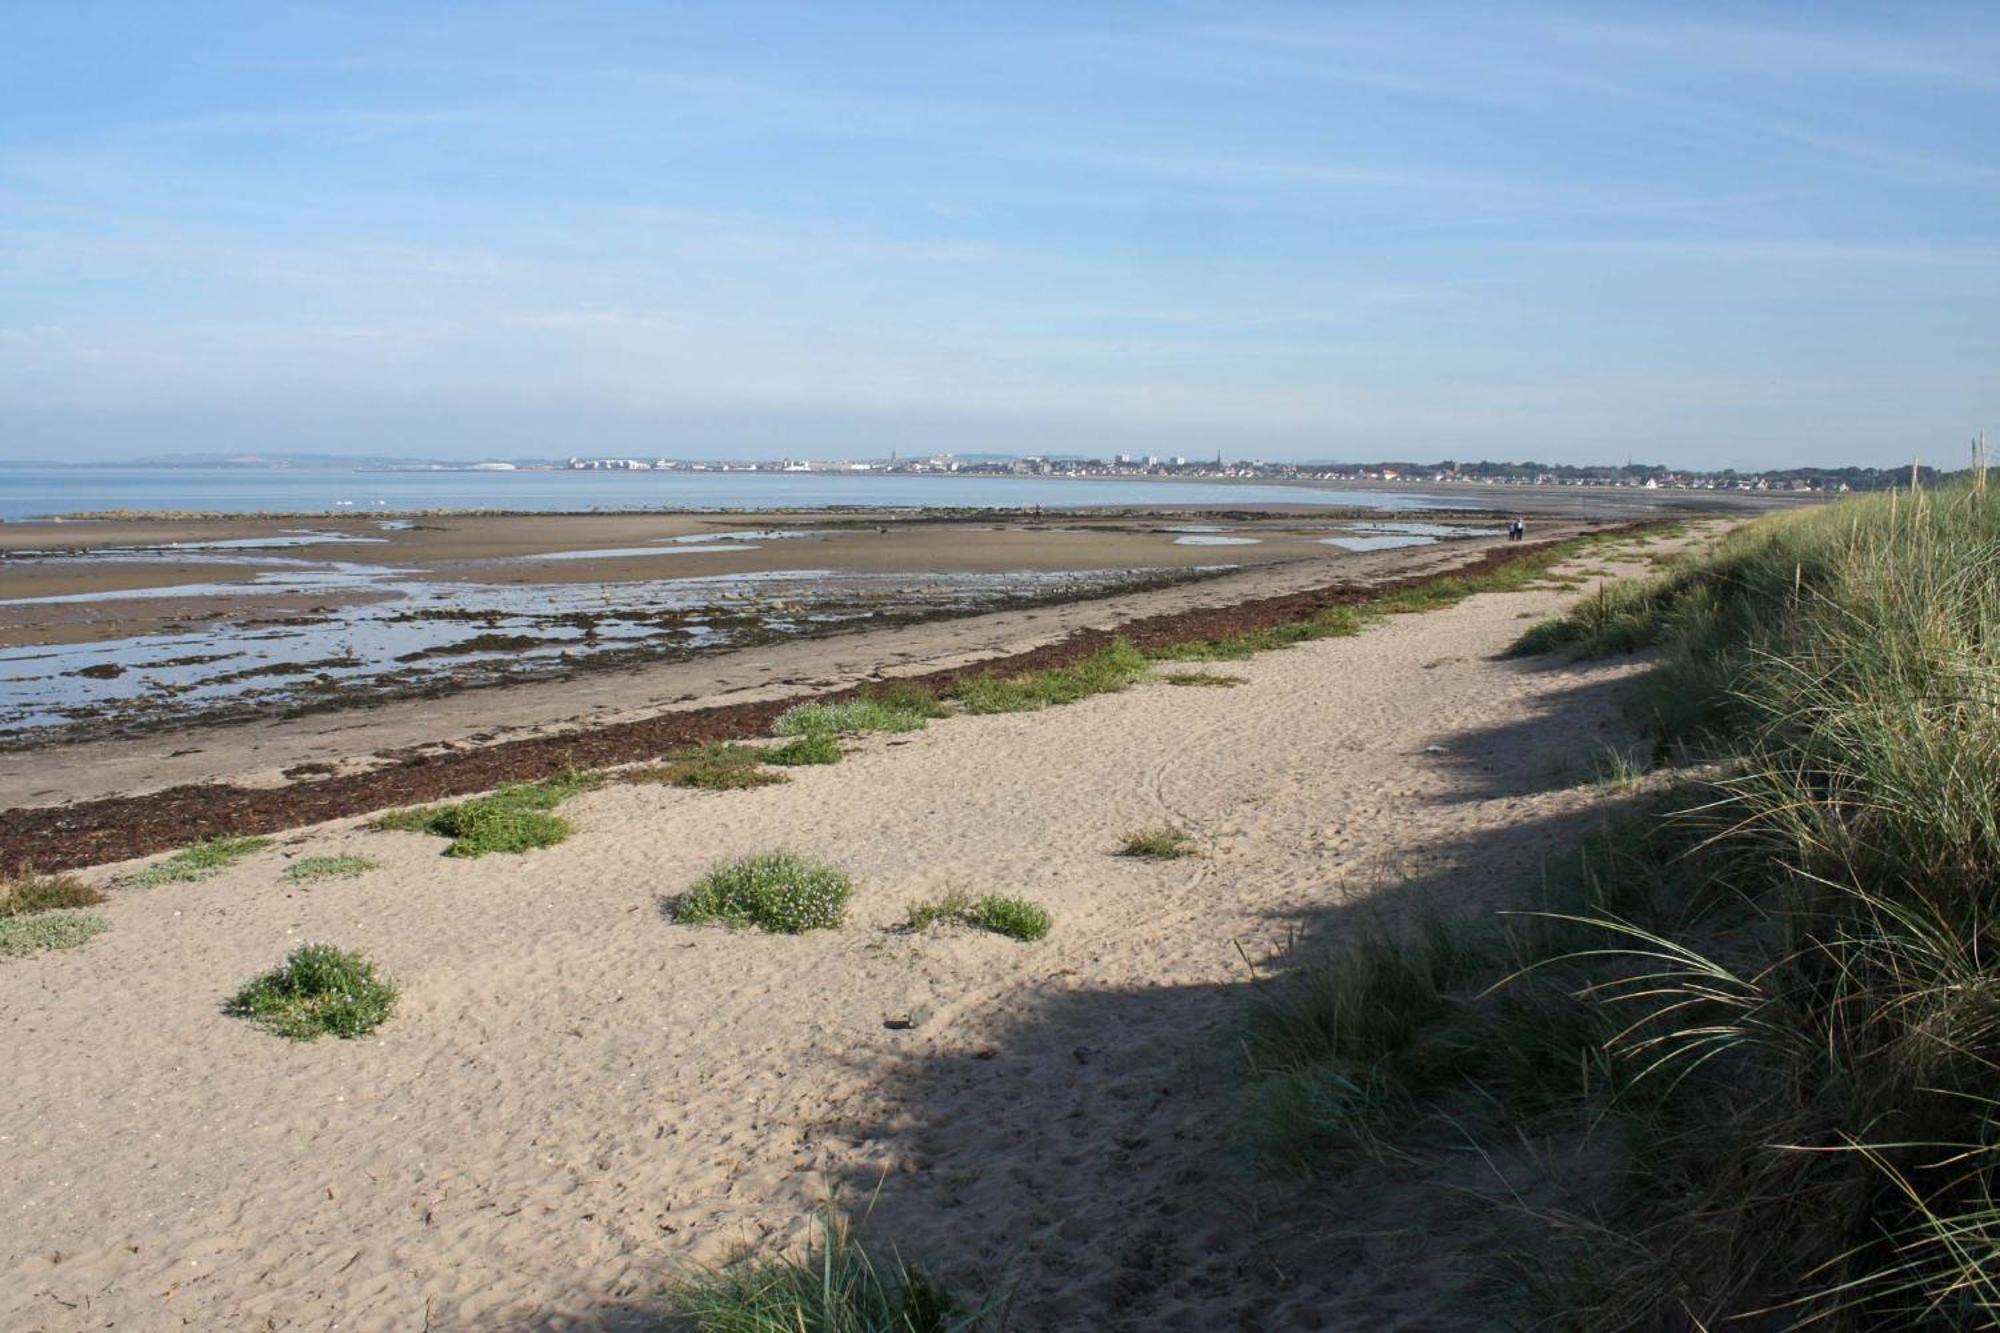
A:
[1247, 486, 2000, 1326]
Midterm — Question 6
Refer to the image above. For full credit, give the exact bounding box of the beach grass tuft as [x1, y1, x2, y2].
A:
[371, 771, 598, 856]
[226, 942, 398, 1041]
[860, 680, 952, 719]
[0, 912, 109, 957]
[963, 894, 1052, 942]
[766, 733, 844, 766]
[665, 1210, 984, 1332]
[0, 871, 106, 917]
[1161, 671, 1247, 687]
[775, 696, 936, 737]
[119, 836, 274, 888]
[627, 744, 789, 790]
[282, 855, 381, 883]
[903, 890, 1052, 942]
[678, 852, 853, 934]
[1117, 826, 1197, 859]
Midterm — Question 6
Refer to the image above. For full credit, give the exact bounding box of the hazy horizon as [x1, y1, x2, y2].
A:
[5, 3, 1996, 470]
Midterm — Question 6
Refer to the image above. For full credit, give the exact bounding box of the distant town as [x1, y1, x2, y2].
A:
[545, 452, 1915, 493]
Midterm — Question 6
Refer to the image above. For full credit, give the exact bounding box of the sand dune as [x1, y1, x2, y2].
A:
[0, 535, 1686, 1330]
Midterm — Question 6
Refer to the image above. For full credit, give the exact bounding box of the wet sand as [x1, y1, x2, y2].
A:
[0, 529, 1569, 813]
[1, 510, 1527, 745]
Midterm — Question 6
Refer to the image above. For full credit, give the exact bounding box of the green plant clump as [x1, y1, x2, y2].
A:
[963, 895, 1052, 942]
[774, 696, 936, 737]
[666, 1210, 986, 1332]
[119, 836, 274, 887]
[226, 942, 398, 1041]
[372, 772, 599, 857]
[766, 733, 844, 766]
[1117, 826, 1196, 859]
[678, 853, 854, 934]
[283, 856, 381, 883]
[0, 913, 109, 957]
[628, 744, 789, 790]
[904, 891, 1052, 942]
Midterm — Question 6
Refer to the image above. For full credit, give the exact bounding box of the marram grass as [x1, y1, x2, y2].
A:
[1250, 485, 2000, 1327]
[665, 1209, 993, 1331]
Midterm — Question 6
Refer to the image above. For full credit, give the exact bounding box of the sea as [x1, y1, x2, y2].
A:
[0, 465, 1483, 522]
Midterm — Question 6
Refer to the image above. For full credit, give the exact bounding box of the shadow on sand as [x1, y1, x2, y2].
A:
[517, 667, 1659, 1332]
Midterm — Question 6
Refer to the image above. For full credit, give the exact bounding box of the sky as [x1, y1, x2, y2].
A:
[2, 2, 1996, 469]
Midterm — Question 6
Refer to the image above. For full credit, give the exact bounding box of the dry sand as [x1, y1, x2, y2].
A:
[0, 532, 1692, 1331]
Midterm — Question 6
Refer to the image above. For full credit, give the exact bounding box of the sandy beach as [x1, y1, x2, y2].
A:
[0, 523, 1700, 1330]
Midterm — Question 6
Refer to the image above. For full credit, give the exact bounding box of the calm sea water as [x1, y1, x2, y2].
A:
[0, 466, 1482, 521]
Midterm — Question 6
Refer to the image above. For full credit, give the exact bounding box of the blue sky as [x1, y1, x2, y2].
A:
[3, 2, 1996, 468]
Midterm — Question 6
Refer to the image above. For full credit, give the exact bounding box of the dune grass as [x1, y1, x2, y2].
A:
[226, 942, 398, 1041]
[282, 855, 381, 883]
[665, 1210, 988, 1332]
[952, 641, 1151, 713]
[903, 891, 1052, 942]
[1246, 485, 2000, 1326]
[372, 771, 598, 856]
[0, 912, 109, 956]
[0, 871, 106, 917]
[628, 743, 791, 790]
[1117, 826, 1196, 859]
[678, 853, 854, 934]
[118, 835, 273, 887]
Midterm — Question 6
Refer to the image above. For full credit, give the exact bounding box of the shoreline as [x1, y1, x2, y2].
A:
[1, 509, 1528, 746]
[0, 527, 1638, 874]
